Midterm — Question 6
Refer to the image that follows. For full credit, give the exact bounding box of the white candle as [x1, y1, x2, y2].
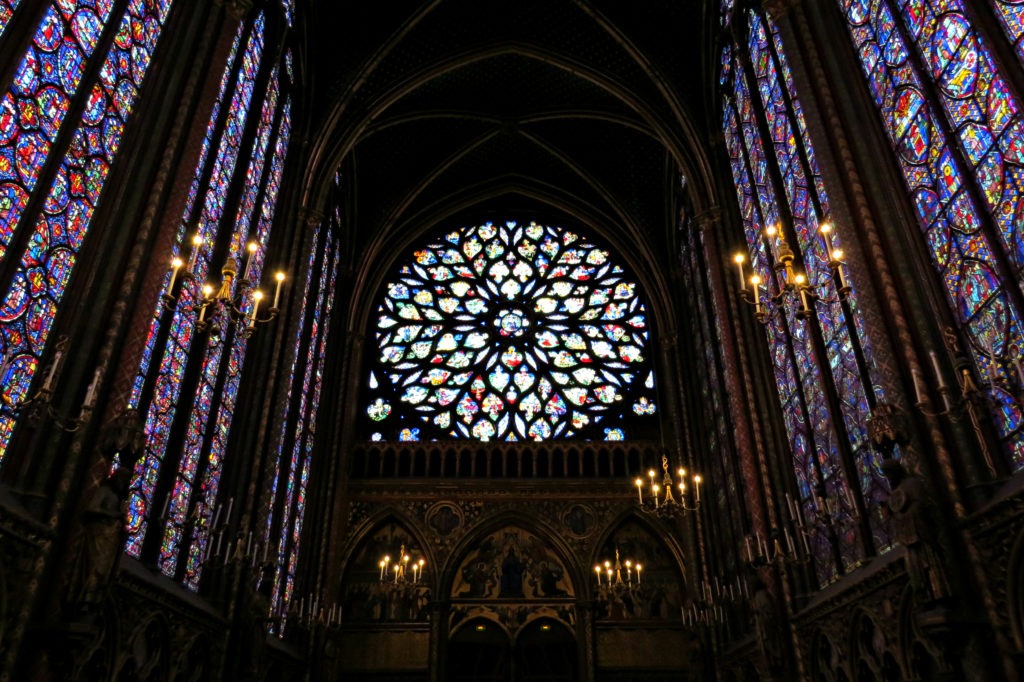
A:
[273, 272, 285, 309]
[744, 535, 753, 562]
[635, 478, 643, 504]
[929, 351, 948, 389]
[693, 475, 701, 503]
[250, 291, 263, 326]
[243, 241, 258, 281]
[166, 257, 183, 296]
[594, 565, 601, 586]
[212, 504, 221, 529]
[734, 254, 746, 291]
[188, 234, 203, 272]
[83, 367, 101, 409]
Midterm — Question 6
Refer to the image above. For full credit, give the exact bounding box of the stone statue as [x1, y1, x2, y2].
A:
[66, 467, 131, 612]
[883, 459, 952, 604]
[750, 578, 785, 673]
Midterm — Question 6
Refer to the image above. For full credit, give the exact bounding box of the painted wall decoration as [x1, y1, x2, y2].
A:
[595, 520, 684, 621]
[341, 521, 431, 623]
[450, 527, 574, 602]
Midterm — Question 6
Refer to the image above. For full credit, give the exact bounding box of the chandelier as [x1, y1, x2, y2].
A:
[379, 545, 426, 586]
[163, 235, 285, 338]
[631, 454, 701, 518]
[734, 220, 849, 323]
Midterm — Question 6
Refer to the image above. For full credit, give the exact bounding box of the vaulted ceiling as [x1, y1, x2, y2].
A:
[298, 0, 722, 316]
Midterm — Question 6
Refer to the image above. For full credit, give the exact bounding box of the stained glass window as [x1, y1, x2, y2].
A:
[364, 220, 657, 442]
[269, 221, 339, 627]
[0, 0, 117, 265]
[0, 0, 174, 458]
[721, 8, 892, 582]
[838, 0, 1024, 466]
[127, 14, 267, 560]
[0, 1, 20, 38]
[991, 1, 1024, 65]
[126, 7, 297, 589]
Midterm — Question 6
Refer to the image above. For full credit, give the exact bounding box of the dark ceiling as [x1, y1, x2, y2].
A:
[298, 0, 722, 309]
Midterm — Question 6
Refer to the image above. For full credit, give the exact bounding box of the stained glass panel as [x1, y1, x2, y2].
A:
[131, 26, 245, 405]
[0, 0, 117, 265]
[0, 0, 21, 39]
[272, 228, 338, 622]
[992, 0, 1024, 62]
[365, 220, 656, 441]
[127, 14, 266, 557]
[838, 0, 1024, 466]
[0, 0, 173, 458]
[181, 98, 292, 587]
[724, 39, 863, 579]
[749, 12, 890, 549]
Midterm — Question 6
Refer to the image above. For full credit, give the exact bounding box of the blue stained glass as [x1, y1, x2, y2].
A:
[749, 13, 891, 550]
[0, 0, 118, 269]
[0, 1, 20, 39]
[0, 0, 174, 460]
[127, 14, 266, 557]
[131, 24, 244, 406]
[724, 34, 870, 579]
[181, 100, 291, 588]
[839, 0, 1024, 466]
[992, 0, 1024, 63]
[366, 220, 656, 441]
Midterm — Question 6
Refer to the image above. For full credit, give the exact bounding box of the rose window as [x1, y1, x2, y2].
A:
[365, 220, 657, 441]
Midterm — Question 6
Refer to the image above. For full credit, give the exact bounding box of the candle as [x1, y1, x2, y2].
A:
[744, 535, 752, 562]
[379, 560, 387, 580]
[797, 276, 811, 315]
[820, 221, 834, 259]
[42, 350, 63, 392]
[212, 504, 222, 529]
[635, 478, 643, 504]
[693, 475, 701, 503]
[635, 564, 641, 584]
[929, 351, 948, 390]
[751, 274, 761, 307]
[243, 241, 258, 281]
[83, 367, 101, 409]
[785, 528, 795, 555]
[250, 291, 263, 326]
[594, 565, 601, 586]
[214, 530, 223, 557]
[273, 271, 285, 309]
[167, 257, 183, 296]
[734, 253, 746, 291]
[652, 484, 660, 508]
[246, 531, 253, 558]
[1015, 354, 1024, 387]
[187, 234, 203, 272]
[225, 497, 234, 526]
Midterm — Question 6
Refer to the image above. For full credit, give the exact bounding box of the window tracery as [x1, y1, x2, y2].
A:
[364, 220, 658, 442]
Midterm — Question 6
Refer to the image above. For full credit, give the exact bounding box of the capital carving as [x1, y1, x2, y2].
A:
[693, 207, 722, 232]
[300, 206, 326, 228]
[214, 0, 254, 20]
[761, 0, 802, 19]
